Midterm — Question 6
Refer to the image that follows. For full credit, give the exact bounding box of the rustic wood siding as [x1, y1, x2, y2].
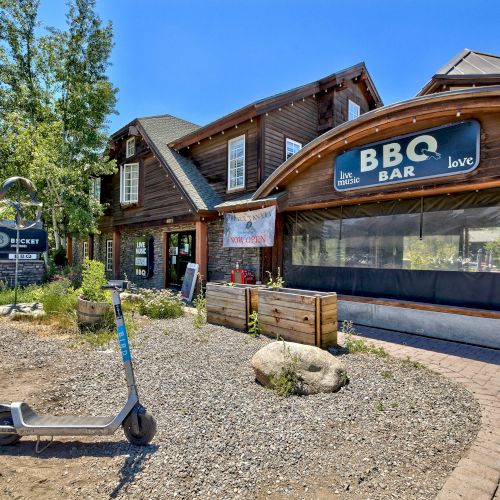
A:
[332, 80, 371, 128]
[185, 121, 259, 200]
[285, 112, 500, 208]
[101, 134, 193, 228]
[262, 96, 318, 180]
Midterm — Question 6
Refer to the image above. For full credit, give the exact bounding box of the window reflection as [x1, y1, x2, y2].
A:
[290, 199, 500, 273]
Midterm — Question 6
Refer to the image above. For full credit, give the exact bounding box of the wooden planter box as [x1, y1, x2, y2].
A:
[258, 288, 337, 348]
[206, 282, 261, 330]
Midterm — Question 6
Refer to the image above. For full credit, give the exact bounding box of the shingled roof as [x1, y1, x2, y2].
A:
[418, 49, 500, 95]
[128, 114, 222, 212]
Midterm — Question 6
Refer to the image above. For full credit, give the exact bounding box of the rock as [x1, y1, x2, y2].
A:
[251, 341, 346, 395]
[120, 292, 142, 303]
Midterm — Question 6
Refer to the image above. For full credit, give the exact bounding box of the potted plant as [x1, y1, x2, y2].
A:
[76, 258, 112, 327]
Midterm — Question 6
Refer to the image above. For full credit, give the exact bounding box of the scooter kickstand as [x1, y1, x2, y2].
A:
[35, 435, 54, 454]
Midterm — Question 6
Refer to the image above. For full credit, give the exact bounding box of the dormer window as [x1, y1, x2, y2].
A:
[348, 100, 361, 121]
[126, 137, 136, 158]
[286, 138, 302, 160]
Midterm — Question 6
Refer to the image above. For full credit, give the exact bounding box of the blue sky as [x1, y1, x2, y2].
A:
[39, 0, 500, 133]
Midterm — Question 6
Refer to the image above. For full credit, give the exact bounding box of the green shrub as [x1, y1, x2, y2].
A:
[0, 283, 40, 305]
[193, 281, 206, 329]
[269, 341, 301, 397]
[342, 320, 388, 358]
[39, 279, 76, 315]
[138, 289, 184, 319]
[80, 258, 108, 303]
[248, 311, 260, 337]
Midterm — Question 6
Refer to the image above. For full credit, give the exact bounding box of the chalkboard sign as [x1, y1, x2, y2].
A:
[181, 262, 199, 303]
[134, 236, 154, 278]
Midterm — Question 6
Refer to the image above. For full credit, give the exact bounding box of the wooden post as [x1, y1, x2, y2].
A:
[245, 287, 251, 330]
[66, 236, 73, 265]
[112, 230, 121, 280]
[315, 295, 321, 347]
[195, 220, 208, 282]
[88, 234, 94, 260]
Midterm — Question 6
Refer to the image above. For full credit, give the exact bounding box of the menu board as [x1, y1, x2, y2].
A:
[134, 236, 154, 278]
[181, 262, 199, 303]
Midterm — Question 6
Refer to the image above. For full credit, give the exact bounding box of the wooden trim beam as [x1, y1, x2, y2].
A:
[195, 220, 208, 282]
[284, 180, 500, 212]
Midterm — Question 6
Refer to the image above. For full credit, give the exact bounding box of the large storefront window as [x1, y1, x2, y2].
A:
[289, 196, 500, 273]
[284, 189, 500, 309]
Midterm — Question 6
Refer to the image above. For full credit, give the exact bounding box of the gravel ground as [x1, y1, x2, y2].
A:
[0, 314, 480, 499]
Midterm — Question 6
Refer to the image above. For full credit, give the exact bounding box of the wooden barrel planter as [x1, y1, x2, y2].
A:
[258, 288, 338, 348]
[206, 282, 261, 330]
[76, 297, 112, 327]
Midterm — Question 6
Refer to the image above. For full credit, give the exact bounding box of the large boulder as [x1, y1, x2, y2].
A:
[251, 341, 346, 395]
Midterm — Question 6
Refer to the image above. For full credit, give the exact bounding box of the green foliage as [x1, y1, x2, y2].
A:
[0, 283, 39, 305]
[375, 401, 385, 411]
[342, 320, 388, 357]
[138, 289, 184, 319]
[401, 356, 425, 369]
[381, 370, 393, 378]
[266, 267, 285, 289]
[0, 0, 117, 248]
[39, 278, 76, 315]
[80, 258, 107, 302]
[248, 311, 260, 337]
[193, 275, 206, 329]
[269, 341, 301, 397]
[340, 369, 348, 387]
[82, 310, 137, 348]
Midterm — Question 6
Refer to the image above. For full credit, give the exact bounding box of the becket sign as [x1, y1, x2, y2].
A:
[334, 120, 480, 191]
[0, 227, 48, 255]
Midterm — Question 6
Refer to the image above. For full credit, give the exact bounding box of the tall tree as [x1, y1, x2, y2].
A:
[0, 0, 117, 249]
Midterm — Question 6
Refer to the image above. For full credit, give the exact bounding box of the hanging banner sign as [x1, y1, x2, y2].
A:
[134, 236, 154, 278]
[334, 120, 480, 192]
[223, 206, 276, 248]
[0, 227, 48, 253]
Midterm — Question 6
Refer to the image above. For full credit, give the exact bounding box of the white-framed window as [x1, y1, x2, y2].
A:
[83, 241, 89, 260]
[106, 240, 113, 272]
[120, 163, 139, 204]
[90, 177, 101, 201]
[285, 138, 302, 160]
[348, 99, 361, 121]
[126, 137, 135, 158]
[227, 135, 245, 191]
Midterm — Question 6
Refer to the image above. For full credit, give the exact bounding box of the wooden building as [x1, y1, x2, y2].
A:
[73, 62, 381, 289]
[218, 49, 500, 348]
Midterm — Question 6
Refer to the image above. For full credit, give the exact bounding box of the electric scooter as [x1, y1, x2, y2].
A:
[0, 280, 156, 451]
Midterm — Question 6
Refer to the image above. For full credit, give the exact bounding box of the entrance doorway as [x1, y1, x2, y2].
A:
[165, 231, 196, 289]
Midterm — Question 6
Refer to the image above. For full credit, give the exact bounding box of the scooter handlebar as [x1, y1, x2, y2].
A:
[101, 280, 130, 291]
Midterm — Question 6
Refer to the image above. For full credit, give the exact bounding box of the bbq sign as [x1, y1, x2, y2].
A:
[134, 236, 154, 278]
[334, 121, 480, 191]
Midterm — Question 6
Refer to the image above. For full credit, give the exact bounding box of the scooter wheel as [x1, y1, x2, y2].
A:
[123, 411, 157, 446]
[0, 411, 20, 446]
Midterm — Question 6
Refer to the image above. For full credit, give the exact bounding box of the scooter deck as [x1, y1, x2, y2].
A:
[12, 403, 117, 435]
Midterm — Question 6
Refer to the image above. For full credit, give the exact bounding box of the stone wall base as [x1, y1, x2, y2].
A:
[0, 260, 46, 287]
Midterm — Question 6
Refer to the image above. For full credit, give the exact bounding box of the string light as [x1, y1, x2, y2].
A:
[412, 117, 416, 124]
[456, 111, 461, 117]
[375, 127, 379, 132]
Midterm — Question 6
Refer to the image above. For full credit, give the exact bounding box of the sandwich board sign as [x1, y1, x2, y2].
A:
[181, 262, 199, 303]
